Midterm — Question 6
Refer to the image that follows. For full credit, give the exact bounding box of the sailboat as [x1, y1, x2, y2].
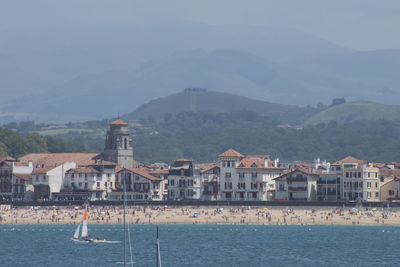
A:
[71, 207, 90, 244]
[72, 206, 120, 244]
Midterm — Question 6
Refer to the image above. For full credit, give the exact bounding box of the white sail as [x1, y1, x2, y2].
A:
[73, 222, 81, 239]
[81, 208, 88, 237]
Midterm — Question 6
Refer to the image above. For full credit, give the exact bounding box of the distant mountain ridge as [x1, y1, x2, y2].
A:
[122, 89, 317, 125]
[1, 49, 380, 123]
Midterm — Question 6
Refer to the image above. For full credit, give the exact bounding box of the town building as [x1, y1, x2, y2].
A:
[0, 157, 15, 200]
[196, 163, 220, 200]
[219, 149, 283, 201]
[109, 168, 164, 201]
[330, 156, 380, 202]
[167, 158, 202, 200]
[274, 169, 318, 201]
[378, 169, 400, 201]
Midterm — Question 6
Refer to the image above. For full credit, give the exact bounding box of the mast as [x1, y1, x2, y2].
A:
[156, 226, 161, 267]
[123, 168, 127, 267]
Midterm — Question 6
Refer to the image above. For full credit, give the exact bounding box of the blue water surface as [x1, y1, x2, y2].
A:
[0, 224, 398, 267]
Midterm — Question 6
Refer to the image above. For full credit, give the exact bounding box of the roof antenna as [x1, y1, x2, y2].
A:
[117, 112, 120, 120]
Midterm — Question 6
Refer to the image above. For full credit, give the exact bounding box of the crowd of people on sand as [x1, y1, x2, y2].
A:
[0, 204, 399, 226]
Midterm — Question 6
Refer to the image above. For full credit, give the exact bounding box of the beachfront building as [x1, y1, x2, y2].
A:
[31, 162, 77, 200]
[0, 157, 15, 200]
[274, 169, 318, 201]
[167, 158, 202, 200]
[11, 173, 33, 200]
[196, 163, 220, 201]
[331, 156, 380, 202]
[62, 166, 115, 200]
[316, 173, 341, 201]
[219, 149, 283, 201]
[378, 169, 400, 201]
[109, 168, 164, 201]
[149, 169, 169, 200]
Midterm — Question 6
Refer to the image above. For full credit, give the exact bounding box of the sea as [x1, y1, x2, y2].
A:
[0, 224, 398, 267]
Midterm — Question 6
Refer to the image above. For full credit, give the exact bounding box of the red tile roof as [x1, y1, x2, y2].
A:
[66, 167, 101, 174]
[33, 167, 56, 174]
[0, 156, 15, 162]
[19, 153, 101, 168]
[149, 169, 169, 175]
[218, 149, 244, 158]
[332, 156, 365, 166]
[13, 173, 32, 181]
[236, 158, 283, 170]
[110, 119, 128, 126]
[174, 158, 192, 162]
[119, 167, 162, 181]
[195, 163, 220, 173]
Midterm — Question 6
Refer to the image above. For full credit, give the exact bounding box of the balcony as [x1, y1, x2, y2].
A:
[287, 177, 307, 182]
[288, 186, 307, 191]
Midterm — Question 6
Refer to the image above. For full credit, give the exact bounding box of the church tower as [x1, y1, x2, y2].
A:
[104, 119, 133, 168]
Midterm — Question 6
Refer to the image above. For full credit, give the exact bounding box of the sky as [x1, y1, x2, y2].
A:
[0, 0, 400, 50]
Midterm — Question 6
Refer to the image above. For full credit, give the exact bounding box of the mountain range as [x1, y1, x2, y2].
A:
[0, 20, 399, 123]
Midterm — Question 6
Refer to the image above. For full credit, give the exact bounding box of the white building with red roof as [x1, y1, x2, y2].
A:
[108, 167, 165, 201]
[218, 149, 283, 201]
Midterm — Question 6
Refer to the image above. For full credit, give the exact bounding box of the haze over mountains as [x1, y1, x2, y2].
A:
[0, 20, 399, 123]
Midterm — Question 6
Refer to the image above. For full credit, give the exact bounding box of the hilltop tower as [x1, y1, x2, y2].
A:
[104, 119, 133, 168]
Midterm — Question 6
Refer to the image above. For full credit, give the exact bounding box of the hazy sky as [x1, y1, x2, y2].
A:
[1, 0, 400, 50]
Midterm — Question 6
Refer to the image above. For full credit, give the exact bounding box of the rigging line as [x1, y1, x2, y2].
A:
[127, 218, 134, 267]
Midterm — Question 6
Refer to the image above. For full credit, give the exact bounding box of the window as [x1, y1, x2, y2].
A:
[227, 161, 230, 167]
[170, 190, 175, 197]
[389, 190, 394, 196]
[110, 182, 113, 187]
[97, 182, 100, 188]
[251, 172, 257, 179]
[85, 173, 88, 178]
[380, 177, 384, 182]
[239, 172, 245, 178]
[225, 172, 231, 178]
[71, 182, 75, 187]
[180, 169, 185, 176]
[105, 182, 108, 187]
[346, 172, 349, 178]
[367, 192, 371, 198]
[36, 175, 39, 181]
[84, 183, 88, 189]
[375, 192, 379, 198]
[170, 179, 175, 186]
[78, 182, 82, 187]
[222, 161, 226, 167]
[375, 182, 378, 188]
[358, 172, 361, 178]
[43, 175, 46, 181]
[367, 182, 371, 189]
[79, 173, 82, 178]
[71, 173, 74, 178]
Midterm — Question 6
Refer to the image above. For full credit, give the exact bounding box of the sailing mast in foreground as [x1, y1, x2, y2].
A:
[156, 226, 162, 267]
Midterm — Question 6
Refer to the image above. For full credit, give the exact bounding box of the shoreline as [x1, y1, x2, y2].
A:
[1, 205, 399, 226]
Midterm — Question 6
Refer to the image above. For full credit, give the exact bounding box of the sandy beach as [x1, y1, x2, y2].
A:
[1, 205, 399, 226]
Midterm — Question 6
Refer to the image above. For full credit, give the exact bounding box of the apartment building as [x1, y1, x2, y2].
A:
[168, 158, 201, 200]
[219, 149, 283, 201]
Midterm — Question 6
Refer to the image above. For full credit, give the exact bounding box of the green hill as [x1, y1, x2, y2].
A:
[122, 89, 317, 125]
[305, 101, 400, 125]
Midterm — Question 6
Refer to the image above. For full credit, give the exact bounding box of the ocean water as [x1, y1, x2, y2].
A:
[0, 224, 398, 267]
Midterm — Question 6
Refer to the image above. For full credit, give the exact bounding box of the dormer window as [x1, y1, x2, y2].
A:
[251, 163, 257, 168]
[239, 163, 245, 167]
